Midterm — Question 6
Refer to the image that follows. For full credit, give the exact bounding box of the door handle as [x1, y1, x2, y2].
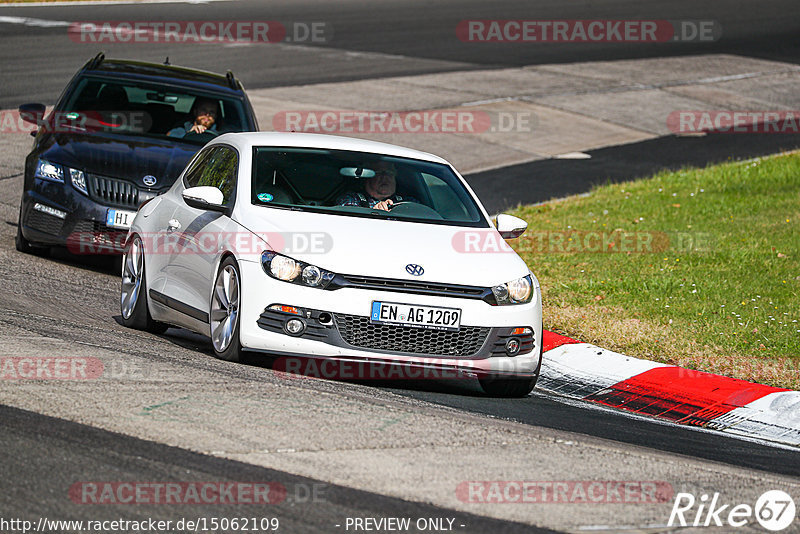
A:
[166, 218, 181, 233]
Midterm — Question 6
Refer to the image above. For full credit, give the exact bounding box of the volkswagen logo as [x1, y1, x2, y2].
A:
[405, 264, 424, 276]
[142, 175, 157, 187]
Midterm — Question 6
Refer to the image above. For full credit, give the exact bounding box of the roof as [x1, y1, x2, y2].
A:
[212, 132, 452, 165]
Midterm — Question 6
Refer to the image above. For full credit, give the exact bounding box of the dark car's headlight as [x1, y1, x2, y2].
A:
[35, 159, 88, 196]
[492, 274, 534, 305]
[34, 159, 64, 182]
[69, 169, 88, 195]
[261, 251, 335, 289]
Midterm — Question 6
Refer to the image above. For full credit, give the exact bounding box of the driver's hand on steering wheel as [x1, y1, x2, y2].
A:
[188, 123, 208, 134]
[373, 199, 394, 211]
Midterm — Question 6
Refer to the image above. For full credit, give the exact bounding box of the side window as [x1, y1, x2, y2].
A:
[183, 148, 214, 188]
[184, 146, 238, 205]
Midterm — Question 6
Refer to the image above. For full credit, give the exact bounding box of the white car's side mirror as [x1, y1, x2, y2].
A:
[496, 214, 528, 239]
[182, 186, 225, 212]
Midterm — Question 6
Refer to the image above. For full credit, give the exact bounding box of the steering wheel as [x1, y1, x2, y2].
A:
[184, 129, 219, 140]
[387, 201, 444, 219]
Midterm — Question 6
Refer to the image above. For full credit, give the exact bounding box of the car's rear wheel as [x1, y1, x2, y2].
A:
[120, 235, 168, 334]
[210, 256, 244, 362]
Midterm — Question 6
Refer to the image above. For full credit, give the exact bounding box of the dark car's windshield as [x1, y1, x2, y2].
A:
[59, 76, 249, 144]
[251, 147, 489, 226]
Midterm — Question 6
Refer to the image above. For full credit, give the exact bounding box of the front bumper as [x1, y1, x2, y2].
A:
[19, 174, 163, 254]
[238, 259, 543, 377]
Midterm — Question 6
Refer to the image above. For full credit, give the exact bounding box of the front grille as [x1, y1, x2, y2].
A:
[26, 209, 63, 235]
[336, 274, 493, 302]
[334, 313, 489, 356]
[87, 174, 141, 209]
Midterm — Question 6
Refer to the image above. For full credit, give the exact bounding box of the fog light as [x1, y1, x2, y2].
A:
[285, 318, 305, 335]
[33, 202, 67, 219]
[505, 338, 521, 356]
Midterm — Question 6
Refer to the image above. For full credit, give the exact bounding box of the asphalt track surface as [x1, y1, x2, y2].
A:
[0, 404, 553, 534]
[1, 1, 800, 531]
[471, 131, 800, 213]
[0, 244, 797, 477]
[1, 0, 799, 108]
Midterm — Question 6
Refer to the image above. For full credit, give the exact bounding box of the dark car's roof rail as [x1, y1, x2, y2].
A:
[87, 52, 105, 70]
[226, 71, 239, 90]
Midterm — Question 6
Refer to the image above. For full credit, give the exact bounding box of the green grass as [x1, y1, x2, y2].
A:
[510, 151, 800, 388]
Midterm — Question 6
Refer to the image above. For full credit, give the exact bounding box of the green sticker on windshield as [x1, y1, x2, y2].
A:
[257, 193, 274, 203]
[64, 112, 80, 120]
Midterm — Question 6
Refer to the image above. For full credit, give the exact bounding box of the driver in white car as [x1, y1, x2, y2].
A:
[336, 161, 417, 210]
[167, 98, 220, 138]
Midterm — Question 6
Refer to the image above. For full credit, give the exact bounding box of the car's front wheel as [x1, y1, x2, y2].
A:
[120, 235, 168, 334]
[479, 375, 538, 397]
[15, 207, 49, 256]
[479, 339, 543, 397]
[210, 256, 244, 362]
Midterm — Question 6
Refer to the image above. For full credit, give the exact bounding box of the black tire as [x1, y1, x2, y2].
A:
[479, 375, 538, 398]
[479, 335, 543, 397]
[120, 235, 168, 334]
[15, 209, 49, 257]
[210, 256, 244, 362]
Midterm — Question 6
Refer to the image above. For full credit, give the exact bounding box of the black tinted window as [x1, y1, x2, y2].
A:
[61, 76, 249, 143]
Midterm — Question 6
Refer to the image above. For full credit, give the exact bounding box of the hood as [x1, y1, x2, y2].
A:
[235, 207, 531, 288]
[37, 132, 199, 189]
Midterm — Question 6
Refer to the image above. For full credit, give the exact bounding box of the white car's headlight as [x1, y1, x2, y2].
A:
[34, 159, 64, 182]
[270, 254, 302, 281]
[261, 251, 335, 288]
[492, 274, 534, 305]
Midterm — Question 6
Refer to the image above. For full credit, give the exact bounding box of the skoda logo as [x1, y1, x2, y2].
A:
[405, 264, 424, 276]
[142, 175, 157, 187]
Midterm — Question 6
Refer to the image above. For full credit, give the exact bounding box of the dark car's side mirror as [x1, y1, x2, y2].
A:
[19, 103, 46, 126]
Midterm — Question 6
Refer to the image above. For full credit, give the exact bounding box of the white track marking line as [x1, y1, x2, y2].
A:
[0, 15, 69, 27]
[0, 0, 229, 7]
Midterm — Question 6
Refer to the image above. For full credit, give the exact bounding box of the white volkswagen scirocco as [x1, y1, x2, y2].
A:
[120, 132, 542, 396]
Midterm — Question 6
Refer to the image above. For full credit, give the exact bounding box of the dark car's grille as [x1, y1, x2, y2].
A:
[333, 313, 489, 356]
[335, 275, 493, 302]
[87, 174, 144, 209]
[26, 209, 63, 235]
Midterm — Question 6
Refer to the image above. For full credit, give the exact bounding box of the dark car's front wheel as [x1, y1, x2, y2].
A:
[210, 256, 244, 362]
[120, 235, 167, 334]
[15, 207, 49, 256]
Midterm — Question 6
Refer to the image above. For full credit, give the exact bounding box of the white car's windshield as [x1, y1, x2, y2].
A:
[250, 147, 489, 226]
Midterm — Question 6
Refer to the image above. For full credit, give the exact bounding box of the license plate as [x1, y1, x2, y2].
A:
[370, 301, 461, 331]
[106, 208, 136, 229]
